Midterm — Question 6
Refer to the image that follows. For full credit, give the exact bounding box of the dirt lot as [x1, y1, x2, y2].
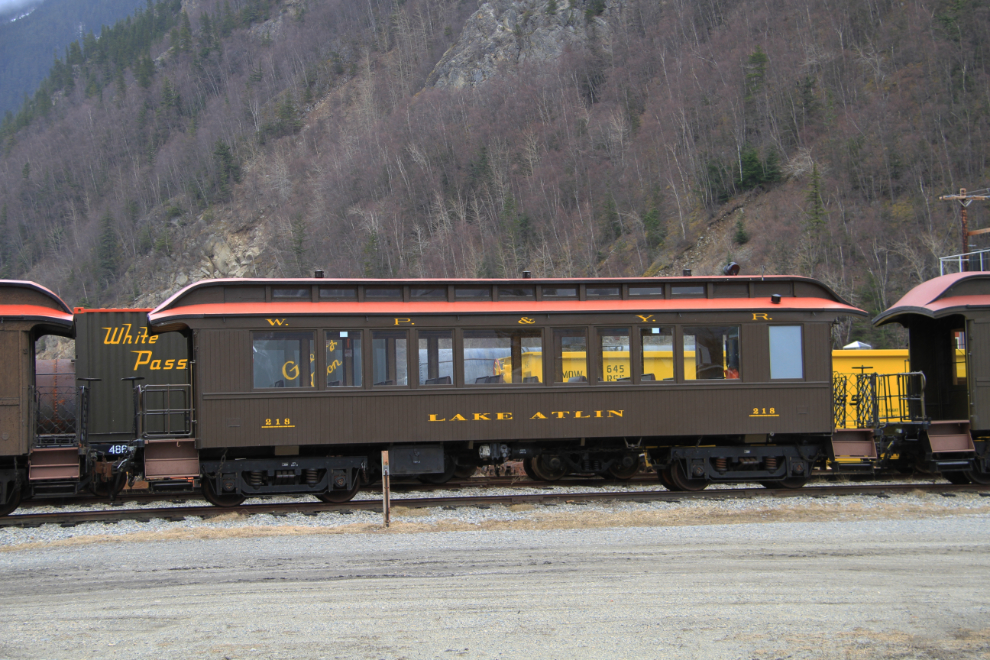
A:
[0, 509, 988, 659]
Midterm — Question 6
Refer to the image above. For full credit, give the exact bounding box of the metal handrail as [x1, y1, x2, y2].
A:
[138, 383, 193, 438]
[940, 248, 990, 275]
[833, 371, 927, 430]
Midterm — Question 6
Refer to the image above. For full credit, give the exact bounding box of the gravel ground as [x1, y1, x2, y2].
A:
[1, 486, 988, 659]
[0, 513, 988, 659]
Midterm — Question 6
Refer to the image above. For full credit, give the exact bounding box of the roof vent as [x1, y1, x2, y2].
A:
[771, 293, 782, 304]
[314, 270, 325, 278]
[522, 271, 532, 278]
[722, 262, 740, 276]
[683, 269, 692, 277]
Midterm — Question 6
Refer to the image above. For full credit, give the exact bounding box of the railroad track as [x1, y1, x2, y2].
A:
[16, 475, 661, 508]
[2, 482, 988, 529]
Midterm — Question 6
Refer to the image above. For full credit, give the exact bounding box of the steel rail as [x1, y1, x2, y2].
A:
[2, 482, 987, 529]
[16, 476, 661, 508]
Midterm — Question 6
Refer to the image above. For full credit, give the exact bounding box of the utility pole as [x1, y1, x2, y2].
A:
[939, 188, 990, 263]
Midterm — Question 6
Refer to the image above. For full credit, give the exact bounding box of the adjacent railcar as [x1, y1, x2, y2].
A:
[146, 275, 866, 503]
[0, 281, 75, 515]
[73, 308, 191, 494]
[873, 272, 990, 484]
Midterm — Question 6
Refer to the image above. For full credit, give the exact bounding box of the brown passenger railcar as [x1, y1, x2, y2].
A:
[874, 272, 990, 484]
[147, 274, 865, 503]
[0, 281, 75, 514]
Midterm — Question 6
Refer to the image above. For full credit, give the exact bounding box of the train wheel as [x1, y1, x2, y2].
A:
[316, 478, 361, 503]
[944, 472, 972, 485]
[522, 458, 539, 481]
[530, 456, 568, 481]
[201, 478, 246, 507]
[418, 455, 457, 484]
[607, 459, 640, 480]
[658, 468, 678, 491]
[452, 464, 478, 479]
[667, 462, 709, 492]
[0, 487, 21, 517]
[966, 469, 990, 485]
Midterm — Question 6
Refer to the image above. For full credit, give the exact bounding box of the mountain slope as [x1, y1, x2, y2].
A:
[0, 0, 148, 115]
[1, 0, 988, 348]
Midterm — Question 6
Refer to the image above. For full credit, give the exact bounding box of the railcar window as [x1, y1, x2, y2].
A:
[418, 330, 454, 385]
[455, 287, 492, 301]
[769, 326, 803, 379]
[319, 287, 357, 300]
[410, 287, 447, 300]
[683, 326, 740, 380]
[952, 329, 967, 386]
[586, 286, 621, 299]
[553, 329, 588, 383]
[499, 286, 535, 300]
[326, 331, 362, 387]
[629, 285, 664, 298]
[463, 330, 542, 384]
[640, 327, 674, 381]
[598, 328, 631, 382]
[542, 286, 578, 299]
[272, 288, 310, 300]
[372, 331, 408, 386]
[671, 285, 706, 298]
[252, 331, 314, 388]
[365, 287, 403, 301]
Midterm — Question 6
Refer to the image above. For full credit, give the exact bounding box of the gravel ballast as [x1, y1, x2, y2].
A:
[1, 488, 988, 659]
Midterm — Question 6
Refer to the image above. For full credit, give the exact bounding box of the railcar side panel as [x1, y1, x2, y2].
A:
[194, 384, 833, 449]
[967, 318, 990, 430]
[74, 311, 189, 445]
[0, 329, 26, 456]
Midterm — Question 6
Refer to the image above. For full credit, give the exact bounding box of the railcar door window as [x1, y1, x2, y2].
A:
[499, 286, 535, 300]
[671, 285, 706, 298]
[683, 326, 740, 380]
[553, 329, 588, 383]
[598, 328, 631, 382]
[455, 286, 492, 301]
[252, 331, 314, 388]
[372, 331, 408, 386]
[319, 287, 357, 300]
[410, 287, 447, 300]
[418, 330, 454, 385]
[326, 331, 362, 387]
[365, 287, 403, 301]
[463, 330, 543, 384]
[640, 327, 674, 381]
[769, 326, 803, 379]
[952, 329, 967, 385]
[542, 286, 578, 299]
[272, 288, 310, 300]
[629, 285, 664, 298]
[586, 286, 621, 299]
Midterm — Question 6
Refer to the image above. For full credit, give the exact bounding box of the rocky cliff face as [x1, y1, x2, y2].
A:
[429, 0, 610, 88]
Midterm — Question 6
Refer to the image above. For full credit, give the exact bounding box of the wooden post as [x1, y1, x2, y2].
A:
[381, 450, 391, 528]
[961, 188, 969, 266]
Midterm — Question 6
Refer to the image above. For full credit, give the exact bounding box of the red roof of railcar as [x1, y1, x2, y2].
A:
[149, 276, 866, 324]
[875, 272, 990, 325]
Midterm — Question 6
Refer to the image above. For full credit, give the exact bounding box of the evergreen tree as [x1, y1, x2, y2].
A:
[734, 218, 750, 245]
[805, 163, 827, 235]
[642, 207, 666, 250]
[0, 205, 10, 278]
[97, 212, 121, 285]
[178, 11, 193, 53]
[745, 46, 769, 102]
